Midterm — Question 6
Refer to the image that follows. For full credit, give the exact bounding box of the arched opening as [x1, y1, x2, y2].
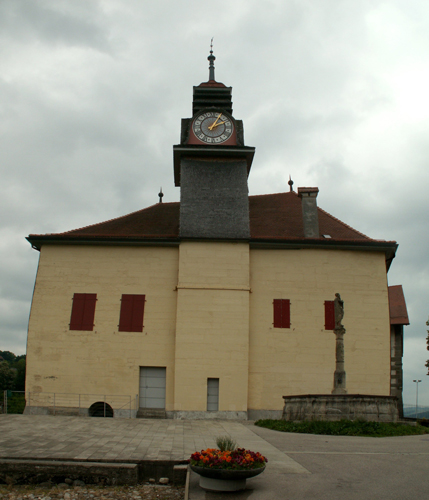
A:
[88, 402, 114, 417]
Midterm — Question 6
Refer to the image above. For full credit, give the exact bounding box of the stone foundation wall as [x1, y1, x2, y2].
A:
[166, 411, 247, 420]
[283, 395, 399, 422]
[23, 406, 137, 419]
[247, 409, 283, 421]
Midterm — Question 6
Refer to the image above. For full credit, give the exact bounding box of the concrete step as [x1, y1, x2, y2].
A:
[136, 408, 166, 419]
[0, 458, 188, 486]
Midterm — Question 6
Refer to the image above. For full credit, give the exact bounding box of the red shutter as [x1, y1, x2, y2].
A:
[281, 299, 290, 328]
[70, 293, 96, 331]
[273, 299, 283, 328]
[70, 293, 85, 330]
[273, 299, 290, 328]
[325, 300, 335, 330]
[131, 295, 145, 332]
[119, 295, 133, 332]
[119, 294, 145, 332]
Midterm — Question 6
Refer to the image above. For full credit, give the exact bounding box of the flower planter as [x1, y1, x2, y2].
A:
[190, 465, 266, 492]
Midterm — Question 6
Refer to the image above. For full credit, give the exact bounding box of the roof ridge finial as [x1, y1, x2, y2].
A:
[158, 187, 164, 203]
[288, 175, 294, 192]
[208, 37, 215, 81]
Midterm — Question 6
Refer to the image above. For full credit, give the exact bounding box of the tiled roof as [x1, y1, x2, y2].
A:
[248, 192, 372, 241]
[52, 202, 181, 239]
[388, 285, 410, 325]
[27, 191, 396, 248]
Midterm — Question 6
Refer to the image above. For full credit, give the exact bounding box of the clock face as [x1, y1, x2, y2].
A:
[192, 111, 234, 144]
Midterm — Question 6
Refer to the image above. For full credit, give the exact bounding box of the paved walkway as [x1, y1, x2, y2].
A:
[0, 415, 307, 473]
[2, 415, 429, 500]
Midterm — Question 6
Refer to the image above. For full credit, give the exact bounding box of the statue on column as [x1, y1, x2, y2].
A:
[332, 293, 347, 394]
[334, 293, 344, 329]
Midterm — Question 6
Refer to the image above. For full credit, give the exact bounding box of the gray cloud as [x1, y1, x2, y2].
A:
[1, 0, 428, 406]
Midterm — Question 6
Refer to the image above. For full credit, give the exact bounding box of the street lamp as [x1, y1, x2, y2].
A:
[413, 379, 422, 419]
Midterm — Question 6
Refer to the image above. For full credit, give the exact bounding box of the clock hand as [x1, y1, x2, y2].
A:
[211, 120, 226, 128]
[208, 113, 222, 131]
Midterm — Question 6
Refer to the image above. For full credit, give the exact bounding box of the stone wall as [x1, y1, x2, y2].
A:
[282, 394, 399, 422]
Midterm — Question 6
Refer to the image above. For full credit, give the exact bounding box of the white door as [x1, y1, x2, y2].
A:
[139, 367, 166, 409]
[207, 378, 219, 411]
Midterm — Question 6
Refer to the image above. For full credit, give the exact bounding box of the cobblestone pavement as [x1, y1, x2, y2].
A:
[0, 485, 184, 500]
[0, 415, 306, 474]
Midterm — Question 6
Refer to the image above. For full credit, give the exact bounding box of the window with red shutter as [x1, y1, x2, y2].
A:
[273, 299, 290, 328]
[69, 293, 97, 331]
[324, 300, 335, 330]
[119, 294, 146, 332]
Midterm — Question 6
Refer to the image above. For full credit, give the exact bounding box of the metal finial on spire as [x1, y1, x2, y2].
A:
[208, 37, 215, 81]
[158, 187, 164, 203]
[288, 175, 294, 192]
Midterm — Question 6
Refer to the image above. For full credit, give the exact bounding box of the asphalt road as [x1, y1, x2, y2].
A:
[191, 423, 429, 500]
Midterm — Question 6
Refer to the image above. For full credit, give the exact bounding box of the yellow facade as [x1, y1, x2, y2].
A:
[26, 245, 179, 411]
[248, 248, 391, 413]
[174, 242, 250, 415]
[26, 241, 392, 418]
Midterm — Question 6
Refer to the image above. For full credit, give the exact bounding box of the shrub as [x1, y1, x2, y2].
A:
[216, 435, 237, 451]
[254, 419, 429, 437]
[6, 393, 26, 414]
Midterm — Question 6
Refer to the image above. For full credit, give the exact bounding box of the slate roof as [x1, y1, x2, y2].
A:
[27, 191, 397, 254]
[388, 285, 410, 325]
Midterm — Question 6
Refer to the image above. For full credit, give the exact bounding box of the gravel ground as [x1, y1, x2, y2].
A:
[0, 485, 184, 500]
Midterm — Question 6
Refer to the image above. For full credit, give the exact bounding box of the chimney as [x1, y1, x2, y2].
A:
[298, 187, 320, 238]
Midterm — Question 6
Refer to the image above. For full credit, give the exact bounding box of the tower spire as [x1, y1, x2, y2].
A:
[208, 37, 215, 81]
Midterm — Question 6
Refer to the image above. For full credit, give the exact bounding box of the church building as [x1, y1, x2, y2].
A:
[25, 51, 407, 419]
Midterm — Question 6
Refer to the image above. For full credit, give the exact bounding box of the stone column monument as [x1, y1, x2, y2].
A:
[332, 293, 347, 394]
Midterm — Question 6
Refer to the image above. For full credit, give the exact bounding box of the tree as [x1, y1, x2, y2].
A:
[0, 351, 26, 391]
[0, 351, 16, 363]
[0, 362, 15, 391]
[14, 358, 26, 391]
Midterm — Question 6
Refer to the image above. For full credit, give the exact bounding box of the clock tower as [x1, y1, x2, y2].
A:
[173, 48, 255, 239]
[172, 49, 254, 417]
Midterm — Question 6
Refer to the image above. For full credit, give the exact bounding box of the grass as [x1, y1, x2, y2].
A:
[254, 419, 429, 437]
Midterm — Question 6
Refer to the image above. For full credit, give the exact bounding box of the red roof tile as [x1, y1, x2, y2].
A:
[388, 285, 410, 325]
[27, 191, 396, 249]
[57, 202, 180, 239]
[248, 191, 372, 241]
[196, 80, 227, 88]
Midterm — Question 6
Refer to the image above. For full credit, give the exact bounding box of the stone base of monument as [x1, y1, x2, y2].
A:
[282, 394, 399, 422]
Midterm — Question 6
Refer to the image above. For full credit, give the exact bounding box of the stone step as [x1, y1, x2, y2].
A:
[136, 408, 166, 419]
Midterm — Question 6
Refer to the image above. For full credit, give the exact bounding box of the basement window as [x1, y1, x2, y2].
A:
[88, 402, 113, 418]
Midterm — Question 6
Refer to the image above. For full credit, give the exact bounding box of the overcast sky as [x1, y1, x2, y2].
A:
[1, 0, 428, 407]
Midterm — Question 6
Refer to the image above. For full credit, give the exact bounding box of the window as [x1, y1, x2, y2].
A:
[119, 294, 146, 332]
[207, 378, 219, 411]
[69, 293, 97, 331]
[273, 299, 290, 328]
[324, 300, 335, 330]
